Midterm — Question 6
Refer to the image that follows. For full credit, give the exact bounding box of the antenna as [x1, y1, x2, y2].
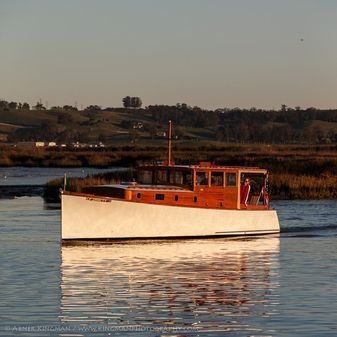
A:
[167, 120, 172, 166]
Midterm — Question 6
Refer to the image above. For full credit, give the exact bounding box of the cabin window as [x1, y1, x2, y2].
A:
[137, 193, 142, 199]
[169, 171, 178, 184]
[182, 171, 192, 188]
[169, 170, 192, 188]
[196, 172, 209, 186]
[170, 171, 183, 185]
[156, 170, 167, 184]
[174, 195, 179, 201]
[138, 170, 152, 184]
[211, 172, 224, 186]
[193, 196, 198, 202]
[169, 171, 175, 184]
[155, 194, 165, 200]
[226, 173, 237, 187]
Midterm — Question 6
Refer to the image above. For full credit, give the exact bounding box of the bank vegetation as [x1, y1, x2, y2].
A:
[36, 144, 337, 201]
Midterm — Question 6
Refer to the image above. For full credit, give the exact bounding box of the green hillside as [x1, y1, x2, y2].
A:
[2, 105, 337, 145]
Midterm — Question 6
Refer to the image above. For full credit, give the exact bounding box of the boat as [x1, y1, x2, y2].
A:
[61, 122, 280, 241]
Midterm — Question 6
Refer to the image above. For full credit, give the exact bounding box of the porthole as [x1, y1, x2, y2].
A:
[193, 196, 198, 203]
[155, 194, 165, 200]
[137, 193, 142, 199]
[174, 195, 179, 201]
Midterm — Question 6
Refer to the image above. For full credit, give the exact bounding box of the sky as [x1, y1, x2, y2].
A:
[1, 0, 337, 110]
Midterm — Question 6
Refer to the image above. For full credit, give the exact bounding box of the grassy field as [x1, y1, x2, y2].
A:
[0, 109, 56, 126]
[0, 108, 217, 142]
[3, 107, 337, 145]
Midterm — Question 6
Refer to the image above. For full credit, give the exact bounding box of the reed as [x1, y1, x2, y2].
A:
[2, 144, 337, 172]
[270, 174, 337, 199]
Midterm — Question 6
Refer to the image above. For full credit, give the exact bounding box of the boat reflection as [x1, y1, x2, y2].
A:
[60, 236, 280, 334]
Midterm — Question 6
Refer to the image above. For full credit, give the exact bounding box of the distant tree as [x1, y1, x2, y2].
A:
[179, 103, 190, 110]
[0, 100, 9, 111]
[123, 96, 142, 109]
[281, 104, 287, 112]
[40, 119, 57, 133]
[120, 120, 132, 129]
[58, 112, 75, 125]
[174, 126, 185, 140]
[77, 130, 89, 143]
[35, 102, 46, 110]
[131, 97, 142, 108]
[8, 101, 17, 109]
[22, 102, 30, 110]
[56, 129, 72, 143]
[50, 106, 63, 111]
[122, 96, 132, 108]
[85, 105, 101, 112]
[17, 103, 22, 109]
[63, 105, 78, 111]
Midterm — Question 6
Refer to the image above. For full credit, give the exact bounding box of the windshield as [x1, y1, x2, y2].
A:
[169, 169, 192, 189]
[138, 169, 153, 184]
[138, 168, 192, 189]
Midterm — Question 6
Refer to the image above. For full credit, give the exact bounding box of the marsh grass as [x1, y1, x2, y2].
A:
[270, 174, 337, 199]
[2, 143, 336, 201]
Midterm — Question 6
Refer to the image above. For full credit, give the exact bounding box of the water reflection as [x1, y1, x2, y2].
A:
[60, 236, 280, 335]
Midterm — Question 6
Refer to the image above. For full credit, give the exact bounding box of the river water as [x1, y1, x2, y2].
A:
[0, 166, 119, 186]
[0, 169, 337, 336]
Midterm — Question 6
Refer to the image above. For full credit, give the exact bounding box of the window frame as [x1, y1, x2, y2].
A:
[210, 171, 224, 187]
[225, 172, 237, 187]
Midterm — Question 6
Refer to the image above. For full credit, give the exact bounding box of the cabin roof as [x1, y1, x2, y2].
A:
[138, 164, 266, 172]
[92, 184, 190, 192]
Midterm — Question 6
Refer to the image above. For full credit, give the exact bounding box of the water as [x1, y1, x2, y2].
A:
[0, 166, 123, 186]
[1, 170, 337, 336]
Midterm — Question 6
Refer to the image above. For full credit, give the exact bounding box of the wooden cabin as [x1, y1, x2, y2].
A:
[82, 162, 270, 211]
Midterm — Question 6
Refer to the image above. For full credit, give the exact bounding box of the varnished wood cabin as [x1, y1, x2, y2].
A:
[82, 162, 270, 211]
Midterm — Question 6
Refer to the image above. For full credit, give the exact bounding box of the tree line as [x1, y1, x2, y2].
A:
[3, 95, 337, 144]
[0, 96, 143, 112]
[144, 104, 337, 144]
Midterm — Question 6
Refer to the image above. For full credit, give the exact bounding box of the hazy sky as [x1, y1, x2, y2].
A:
[1, 0, 337, 110]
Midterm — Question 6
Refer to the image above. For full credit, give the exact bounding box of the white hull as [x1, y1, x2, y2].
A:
[61, 194, 280, 240]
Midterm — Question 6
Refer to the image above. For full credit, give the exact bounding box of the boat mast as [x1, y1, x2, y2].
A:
[168, 120, 172, 166]
[63, 173, 67, 191]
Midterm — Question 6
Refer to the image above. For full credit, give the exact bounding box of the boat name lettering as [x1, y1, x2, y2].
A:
[86, 197, 111, 203]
